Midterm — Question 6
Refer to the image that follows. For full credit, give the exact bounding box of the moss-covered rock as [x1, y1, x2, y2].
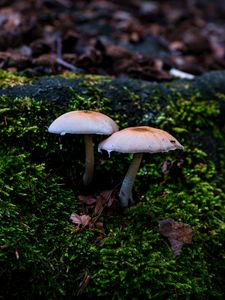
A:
[0, 70, 225, 299]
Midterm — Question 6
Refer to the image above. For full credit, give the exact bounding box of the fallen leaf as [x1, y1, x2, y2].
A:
[94, 196, 104, 216]
[78, 194, 96, 206]
[94, 189, 116, 215]
[159, 218, 193, 257]
[70, 213, 92, 228]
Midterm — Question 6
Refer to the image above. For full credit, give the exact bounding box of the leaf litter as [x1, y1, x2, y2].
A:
[70, 189, 117, 233]
[159, 218, 193, 257]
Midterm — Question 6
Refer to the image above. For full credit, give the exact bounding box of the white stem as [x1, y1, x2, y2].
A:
[83, 134, 94, 186]
[119, 153, 143, 208]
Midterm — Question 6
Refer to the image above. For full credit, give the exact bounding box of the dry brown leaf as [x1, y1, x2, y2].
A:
[94, 189, 116, 215]
[78, 195, 96, 206]
[94, 196, 104, 216]
[159, 218, 193, 257]
[70, 213, 92, 228]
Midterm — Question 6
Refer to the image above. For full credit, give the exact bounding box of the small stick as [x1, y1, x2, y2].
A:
[55, 33, 83, 73]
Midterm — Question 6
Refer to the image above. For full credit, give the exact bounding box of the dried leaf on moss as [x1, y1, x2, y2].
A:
[70, 213, 92, 228]
[159, 218, 193, 257]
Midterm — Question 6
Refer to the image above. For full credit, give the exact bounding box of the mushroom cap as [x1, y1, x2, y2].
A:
[98, 126, 184, 154]
[48, 110, 119, 135]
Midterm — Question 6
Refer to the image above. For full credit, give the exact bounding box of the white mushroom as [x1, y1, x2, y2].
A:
[48, 110, 118, 185]
[98, 126, 184, 207]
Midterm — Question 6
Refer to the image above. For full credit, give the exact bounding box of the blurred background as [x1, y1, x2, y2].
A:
[0, 0, 225, 80]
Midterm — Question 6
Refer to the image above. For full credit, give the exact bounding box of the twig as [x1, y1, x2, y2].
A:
[55, 32, 83, 73]
[56, 57, 83, 72]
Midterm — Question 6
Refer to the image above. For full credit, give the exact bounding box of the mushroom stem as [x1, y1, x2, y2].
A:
[119, 153, 143, 207]
[83, 134, 94, 186]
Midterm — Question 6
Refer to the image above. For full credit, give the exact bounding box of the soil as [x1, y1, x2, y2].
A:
[1, 0, 225, 80]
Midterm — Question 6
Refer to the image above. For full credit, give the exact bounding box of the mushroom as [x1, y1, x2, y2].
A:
[98, 126, 184, 207]
[48, 110, 119, 185]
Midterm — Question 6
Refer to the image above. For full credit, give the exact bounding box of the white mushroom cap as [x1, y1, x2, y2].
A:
[98, 126, 184, 154]
[48, 110, 119, 135]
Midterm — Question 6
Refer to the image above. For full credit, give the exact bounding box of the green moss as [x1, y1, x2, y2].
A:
[0, 73, 225, 299]
[61, 71, 112, 84]
[0, 69, 30, 88]
[68, 80, 129, 130]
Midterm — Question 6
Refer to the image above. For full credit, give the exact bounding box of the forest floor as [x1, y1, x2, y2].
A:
[1, 0, 225, 80]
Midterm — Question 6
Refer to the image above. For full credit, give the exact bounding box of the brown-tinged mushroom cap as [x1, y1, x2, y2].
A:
[48, 110, 118, 186]
[98, 126, 184, 208]
[48, 110, 118, 135]
[98, 126, 184, 154]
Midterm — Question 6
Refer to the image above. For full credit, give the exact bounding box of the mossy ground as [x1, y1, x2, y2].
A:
[0, 69, 30, 88]
[0, 71, 225, 299]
